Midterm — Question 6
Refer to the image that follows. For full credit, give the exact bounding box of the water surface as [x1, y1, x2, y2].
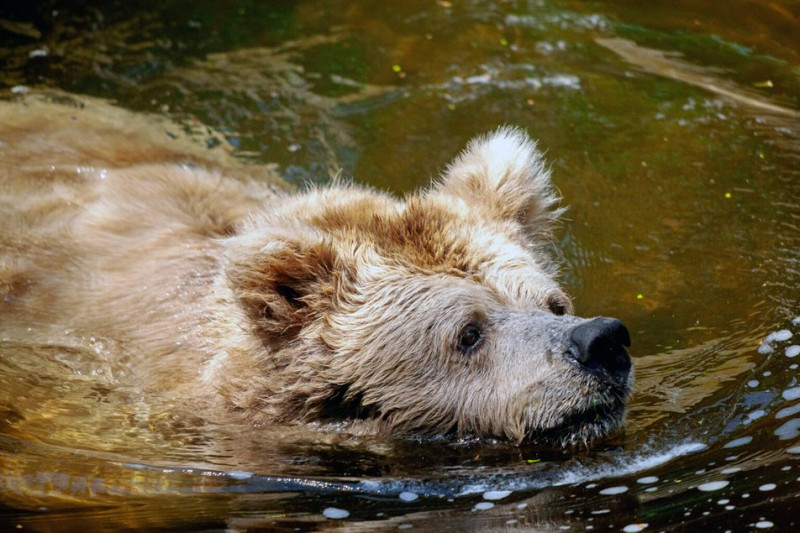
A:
[1, 0, 800, 530]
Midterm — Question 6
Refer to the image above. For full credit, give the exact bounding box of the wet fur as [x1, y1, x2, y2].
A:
[0, 94, 632, 445]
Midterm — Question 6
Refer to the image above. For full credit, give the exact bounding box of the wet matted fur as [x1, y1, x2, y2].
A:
[0, 94, 633, 446]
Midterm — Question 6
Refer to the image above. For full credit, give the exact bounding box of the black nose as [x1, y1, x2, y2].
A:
[569, 317, 631, 384]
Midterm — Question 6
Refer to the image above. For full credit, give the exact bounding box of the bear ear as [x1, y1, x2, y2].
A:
[227, 234, 338, 340]
[432, 127, 563, 238]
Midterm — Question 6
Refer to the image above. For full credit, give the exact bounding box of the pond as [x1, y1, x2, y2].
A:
[1, 0, 800, 530]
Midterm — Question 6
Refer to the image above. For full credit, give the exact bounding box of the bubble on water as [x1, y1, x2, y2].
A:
[721, 467, 741, 474]
[637, 476, 659, 484]
[724, 436, 753, 448]
[399, 491, 419, 502]
[717, 499, 730, 505]
[323, 507, 349, 519]
[759, 483, 776, 491]
[786, 346, 800, 358]
[622, 524, 648, 532]
[793, 316, 800, 326]
[763, 371, 772, 377]
[758, 343, 774, 355]
[755, 521, 774, 528]
[775, 418, 800, 440]
[697, 480, 729, 491]
[766, 330, 793, 343]
[599, 486, 628, 495]
[744, 409, 767, 424]
[792, 364, 799, 370]
[748, 380, 760, 388]
[474, 502, 495, 511]
[776, 403, 800, 419]
[782, 387, 800, 401]
[786, 446, 800, 454]
[483, 490, 512, 500]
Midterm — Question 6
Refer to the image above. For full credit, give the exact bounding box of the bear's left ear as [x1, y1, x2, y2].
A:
[226, 231, 339, 341]
[431, 127, 563, 238]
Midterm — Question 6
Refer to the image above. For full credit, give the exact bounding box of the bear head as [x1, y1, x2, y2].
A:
[218, 127, 633, 447]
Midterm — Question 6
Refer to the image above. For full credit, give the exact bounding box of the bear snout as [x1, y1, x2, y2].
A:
[568, 317, 632, 385]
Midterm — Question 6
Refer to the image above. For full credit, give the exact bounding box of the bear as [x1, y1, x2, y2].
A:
[0, 93, 632, 447]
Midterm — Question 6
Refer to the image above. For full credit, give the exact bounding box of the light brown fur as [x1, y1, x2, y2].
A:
[0, 93, 632, 446]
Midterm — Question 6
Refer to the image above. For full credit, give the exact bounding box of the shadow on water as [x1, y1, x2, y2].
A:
[2, 0, 800, 529]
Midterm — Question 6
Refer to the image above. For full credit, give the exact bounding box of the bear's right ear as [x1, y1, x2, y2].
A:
[226, 234, 338, 340]
[431, 127, 563, 240]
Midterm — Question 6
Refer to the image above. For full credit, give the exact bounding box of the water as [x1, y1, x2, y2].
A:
[1, 0, 800, 529]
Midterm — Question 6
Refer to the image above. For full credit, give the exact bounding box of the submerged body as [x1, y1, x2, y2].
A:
[0, 94, 632, 446]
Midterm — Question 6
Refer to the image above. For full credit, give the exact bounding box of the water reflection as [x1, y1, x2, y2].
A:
[2, 0, 800, 529]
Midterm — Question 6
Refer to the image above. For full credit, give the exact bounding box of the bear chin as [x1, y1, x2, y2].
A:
[525, 399, 629, 448]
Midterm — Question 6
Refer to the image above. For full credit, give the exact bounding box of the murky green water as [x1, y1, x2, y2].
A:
[2, 0, 800, 530]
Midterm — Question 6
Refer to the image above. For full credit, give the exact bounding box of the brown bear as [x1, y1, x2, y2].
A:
[0, 93, 632, 447]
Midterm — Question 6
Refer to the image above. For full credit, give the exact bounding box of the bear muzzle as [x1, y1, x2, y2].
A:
[567, 317, 632, 387]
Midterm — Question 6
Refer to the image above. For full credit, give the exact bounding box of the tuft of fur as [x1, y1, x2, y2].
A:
[0, 95, 632, 446]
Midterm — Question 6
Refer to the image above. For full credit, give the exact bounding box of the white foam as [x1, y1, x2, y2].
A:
[599, 486, 628, 495]
[323, 507, 349, 519]
[483, 490, 512, 500]
[367, 442, 708, 499]
[622, 524, 649, 533]
[776, 403, 800, 419]
[399, 491, 419, 502]
[227, 470, 253, 480]
[723, 436, 753, 448]
[782, 387, 800, 401]
[552, 442, 707, 489]
[775, 418, 800, 440]
[697, 480, 729, 491]
[766, 330, 792, 343]
[743, 409, 767, 424]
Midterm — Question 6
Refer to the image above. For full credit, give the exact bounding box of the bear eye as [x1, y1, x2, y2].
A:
[546, 293, 571, 316]
[457, 324, 483, 353]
